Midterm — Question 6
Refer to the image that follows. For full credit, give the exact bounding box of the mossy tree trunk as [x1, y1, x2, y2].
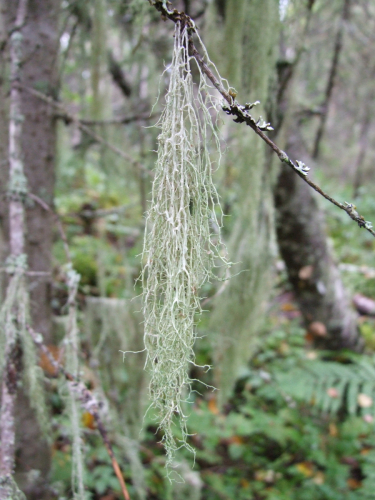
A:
[275, 154, 362, 351]
[272, 52, 362, 352]
[0, 1, 60, 497]
[207, 0, 280, 402]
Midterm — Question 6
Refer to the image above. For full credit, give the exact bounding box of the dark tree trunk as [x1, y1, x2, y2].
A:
[274, 130, 362, 351]
[0, 1, 60, 497]
[272, 3, 362, 352]
[17, 0, 60, 495]
[22, 0, 59, 344]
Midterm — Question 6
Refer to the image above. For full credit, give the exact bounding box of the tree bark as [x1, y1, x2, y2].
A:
[16, 1, 60, 496]
[312, 0, 351, 159]
[22, 0, 59, 343]
[274, 106, 362, 351]
[0, 0, 28, 495]
[275, 153, 362, 350]
[352, 96, 373, 197]
[272, 3, 362, 352]
[0, 1, 60, 497]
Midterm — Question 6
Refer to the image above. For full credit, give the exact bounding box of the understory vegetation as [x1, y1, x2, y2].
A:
[2, 0, 375, 499]
[48, 169, 375, 499]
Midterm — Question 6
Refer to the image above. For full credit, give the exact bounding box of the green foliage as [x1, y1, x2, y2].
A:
[277, 355, 375, 417]
[180, 324, 375, 500]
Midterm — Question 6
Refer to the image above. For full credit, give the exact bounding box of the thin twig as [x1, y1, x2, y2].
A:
[148, 0, 375, 238]
[74, 202, 138, 219]
[78, 112, 159, 126]
[27, 325, 131, 500]
[28, 192, 72, 263]
[18, 83, 152, 177]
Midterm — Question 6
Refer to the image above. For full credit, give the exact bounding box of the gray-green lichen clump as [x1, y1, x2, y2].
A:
[142, 22, 228, 469]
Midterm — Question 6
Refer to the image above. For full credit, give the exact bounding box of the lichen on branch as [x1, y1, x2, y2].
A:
[141, 21, 229, 469]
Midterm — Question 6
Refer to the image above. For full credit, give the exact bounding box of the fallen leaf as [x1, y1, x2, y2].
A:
[329, 423, 338, 437]
[308, 321, 327, 337]
[347, 478, 362, 490]
[299, 265, 314, 280]
[358, 393, 373, 408]
[305, 332, 314, 342]
[296, 462, 314, 477]
[281, 302, 297, 312]
[228, 435, 244, 445]
[313, 472, 325, 485]
[360, 447, 372, 455]
[327, 388, 339, 399]
[208, 396, 220, 415]
[306, 351, 318, 360]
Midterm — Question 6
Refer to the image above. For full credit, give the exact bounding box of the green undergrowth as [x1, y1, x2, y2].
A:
[49, 316, 375, 499]
[48, 162, 375, 499]
[135, 320, 375, 500]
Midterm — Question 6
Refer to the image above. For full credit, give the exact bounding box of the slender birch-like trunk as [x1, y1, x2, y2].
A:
[0, 0, 28, 488]
[312, 0, 351, 159]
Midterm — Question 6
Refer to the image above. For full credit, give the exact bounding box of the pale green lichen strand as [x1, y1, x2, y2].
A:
[142, 23, 227, 468]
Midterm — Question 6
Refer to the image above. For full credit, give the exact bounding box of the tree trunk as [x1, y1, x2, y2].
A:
[273, 46, 362, 351]
[207, 0, 280, 403]
[17, 0, 60, 494]
[352, 96, 373, 197]
[312, 0, 351, 159]
[0, 1, 60, 497]
[22, 0, 59, 344]
[274, 140, 362, 351]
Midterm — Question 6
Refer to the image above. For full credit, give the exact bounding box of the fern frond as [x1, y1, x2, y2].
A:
[276, 358, 375, 417]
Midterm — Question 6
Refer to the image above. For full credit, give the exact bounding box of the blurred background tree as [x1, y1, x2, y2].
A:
[1, 0, 375, 499]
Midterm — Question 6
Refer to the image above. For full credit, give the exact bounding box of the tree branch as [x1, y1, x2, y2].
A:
[77, 112, 159, 126]
[27, 192, 72, 264]
[18, 83, 152, 177]
[108, 50, 132, 97]
[148, 0, 375, 238]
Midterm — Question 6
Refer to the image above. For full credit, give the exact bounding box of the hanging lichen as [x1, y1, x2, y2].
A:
[142, 22, 228, 468]
[0, 257, 50, 442]
[64, 265, 86, 500]
[207, 0, 280, 404]
[85, 296, 148, 500]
